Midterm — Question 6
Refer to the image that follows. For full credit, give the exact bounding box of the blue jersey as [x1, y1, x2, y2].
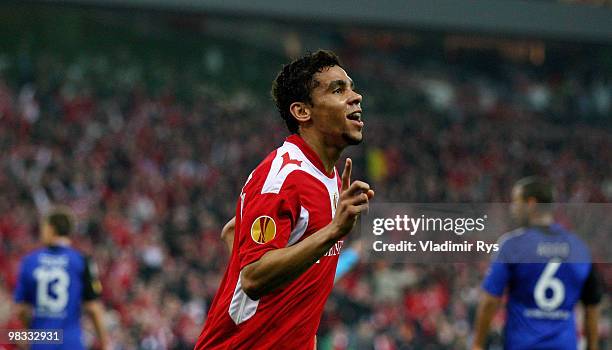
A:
[14, 245, 100, 350]
[334, 247, 359, 282]
[482, 224, 595, 350]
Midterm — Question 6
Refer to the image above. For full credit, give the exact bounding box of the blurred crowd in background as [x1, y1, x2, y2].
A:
[554, 0, 612, 7]
[0, 7, 611, 350]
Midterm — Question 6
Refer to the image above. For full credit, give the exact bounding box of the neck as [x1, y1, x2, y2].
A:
[49, 236, 71, 246]
[299, 130, 343, 174]
[528, 212, 553, 226]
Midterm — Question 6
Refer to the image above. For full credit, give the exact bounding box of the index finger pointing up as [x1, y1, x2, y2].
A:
[341, 158, 352, 191]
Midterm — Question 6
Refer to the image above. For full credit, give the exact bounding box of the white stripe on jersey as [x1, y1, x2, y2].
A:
[261, 140, 339, 219]
[287, 206, 309, 247]
[228, 271, 259, 325]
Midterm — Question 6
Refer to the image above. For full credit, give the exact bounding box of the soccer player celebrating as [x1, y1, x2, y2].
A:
[195, 50, 373, 349]
[472, 177, 602, 350]
[14, 207, 109, 350]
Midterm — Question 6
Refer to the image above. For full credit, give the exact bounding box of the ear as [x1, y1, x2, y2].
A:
[289, 102, 311, 125]
[526, 197, 538, 210]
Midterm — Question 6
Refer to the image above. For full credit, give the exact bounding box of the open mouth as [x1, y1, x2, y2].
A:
[346, 111, 362, 121]
[346, 111, 364, 128]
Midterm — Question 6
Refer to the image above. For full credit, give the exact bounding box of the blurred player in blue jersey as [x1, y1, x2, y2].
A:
[472, 177, 602, 350]
[14, 207, 109, 350]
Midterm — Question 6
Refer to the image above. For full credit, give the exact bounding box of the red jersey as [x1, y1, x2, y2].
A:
[195, 134, 343, 349]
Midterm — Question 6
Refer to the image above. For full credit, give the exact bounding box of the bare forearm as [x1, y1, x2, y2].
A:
[584, 305, 599, 350]
[221, 217, 236, 253]
[472, 293, 501, 349]
[91, 312, 108, 345]
[241, 223, 339, 299]
[85, 302, 108, 348]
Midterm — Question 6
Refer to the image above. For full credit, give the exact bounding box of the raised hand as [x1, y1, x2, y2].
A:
[331, 158, 374, 239]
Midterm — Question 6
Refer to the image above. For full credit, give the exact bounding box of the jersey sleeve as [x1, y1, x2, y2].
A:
[482, 262, 509, 297]
[14, 257, 34, 304]
[580, 263, 603, 306]
[238, 182, 300, 270]
[82, 256, 102, 301]
[482, 240, 511, 297]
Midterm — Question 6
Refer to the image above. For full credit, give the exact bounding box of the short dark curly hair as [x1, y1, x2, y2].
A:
[271, 50, 342, 133]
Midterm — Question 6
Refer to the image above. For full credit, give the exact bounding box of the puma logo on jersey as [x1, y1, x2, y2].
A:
[277, 152, 302, 174]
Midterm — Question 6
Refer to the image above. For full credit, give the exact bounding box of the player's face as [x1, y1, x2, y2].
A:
[510, 185, 528, 225]
[308, 65, 363, 146]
